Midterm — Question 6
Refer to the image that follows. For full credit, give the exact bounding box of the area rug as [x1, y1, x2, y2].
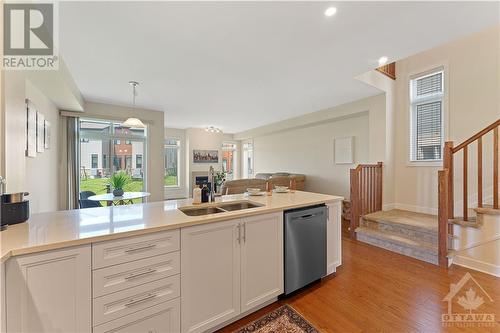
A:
[233, 304, 320, 333]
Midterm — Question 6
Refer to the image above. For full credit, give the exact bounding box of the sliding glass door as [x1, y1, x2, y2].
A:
[79, 119, 147, 197]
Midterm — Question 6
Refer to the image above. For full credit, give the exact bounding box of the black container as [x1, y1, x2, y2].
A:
[1, 199, 30, 228]
[201, 184, 209, 203]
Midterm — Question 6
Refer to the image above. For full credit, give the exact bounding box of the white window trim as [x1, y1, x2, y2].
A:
[164, 138, 181, 189]
[406, 63, 449, 167]
[222, 141, 238, 180]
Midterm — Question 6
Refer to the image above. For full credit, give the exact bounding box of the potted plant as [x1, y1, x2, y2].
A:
[109, 171, 130, 197]
[214, 170, 227, 193]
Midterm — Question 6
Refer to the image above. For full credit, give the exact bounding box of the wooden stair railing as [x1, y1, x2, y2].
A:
[438, 118, 500, 267]
[350, 162, 383, 238]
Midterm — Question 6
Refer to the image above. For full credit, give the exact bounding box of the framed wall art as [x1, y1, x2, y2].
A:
[193, 150, 219, 163]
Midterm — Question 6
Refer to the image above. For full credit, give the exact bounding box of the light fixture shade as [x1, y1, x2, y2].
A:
[122, 117, 146, 128]
[205, 126, 222, 133]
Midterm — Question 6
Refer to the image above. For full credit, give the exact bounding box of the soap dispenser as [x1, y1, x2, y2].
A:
[193, 185, 202, 204]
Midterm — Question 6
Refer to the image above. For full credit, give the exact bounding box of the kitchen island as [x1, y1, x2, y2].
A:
[1, 191, 343, 333]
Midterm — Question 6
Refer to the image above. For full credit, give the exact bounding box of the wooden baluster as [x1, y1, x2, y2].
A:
[349, 168, 359, 238]
[438, 169, 449, 267]
[477, 137, 483, 208]
[360, 168, 364, 216]
[370, 167, 375, 212]
[368, 167, 372, 212]
[463, 146, 468, 221]
[443, 142, 454, 218]
[494, 127, 499, 209]
[364, 168, 368, 214]
[377, 162, 383, 211]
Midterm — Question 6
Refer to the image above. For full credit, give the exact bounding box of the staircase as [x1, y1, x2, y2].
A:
[438, 119, 500, 267]
[350, 119, 500, 271]
[356, 210, 438, 264]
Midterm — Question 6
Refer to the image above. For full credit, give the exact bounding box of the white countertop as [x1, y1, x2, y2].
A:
[1, 191, 343, 262]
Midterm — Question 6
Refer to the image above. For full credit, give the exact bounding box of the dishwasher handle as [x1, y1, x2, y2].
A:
[292, 212, 324, 221]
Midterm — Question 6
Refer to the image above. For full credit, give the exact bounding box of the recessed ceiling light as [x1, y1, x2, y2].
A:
[378, 56, 388, 66]
[324, 7, 337, 17]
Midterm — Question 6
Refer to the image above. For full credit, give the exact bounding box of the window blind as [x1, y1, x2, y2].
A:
[416, 72, 442, 97]
[410, 69, 444, 162]
[415, 101, 442, 160]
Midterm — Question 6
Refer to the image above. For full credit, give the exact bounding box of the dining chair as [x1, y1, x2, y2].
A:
[79, 191, 102, 209]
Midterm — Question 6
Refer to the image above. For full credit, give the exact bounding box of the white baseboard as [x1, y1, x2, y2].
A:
[393, 203, 438, 215]
[382, 203, 396, 211]
[453, 254, 500, 278]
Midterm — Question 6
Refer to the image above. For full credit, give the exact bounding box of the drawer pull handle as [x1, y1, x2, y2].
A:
[125, 268, 157, 280]
[125, 244, 156, 253]
[124, 293, 157, 307]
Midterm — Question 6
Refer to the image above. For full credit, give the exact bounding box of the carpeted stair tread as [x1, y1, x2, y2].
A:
[363, 209, 437, 233]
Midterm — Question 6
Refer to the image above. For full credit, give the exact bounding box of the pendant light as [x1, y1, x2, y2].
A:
[121, 81, 146, 128]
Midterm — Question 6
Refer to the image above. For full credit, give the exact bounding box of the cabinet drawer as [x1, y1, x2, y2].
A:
[93, 298, 180, 333]
[92, 230, 180, 269]
[93, 275, 180, 326]
[93, 252, 180, 298]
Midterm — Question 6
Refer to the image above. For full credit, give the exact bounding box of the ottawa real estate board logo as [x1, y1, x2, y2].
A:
[3, 1, 58, 70]
[442, 272, 496, 328]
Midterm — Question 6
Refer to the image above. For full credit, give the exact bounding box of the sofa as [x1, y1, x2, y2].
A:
[220, 173, 306, 195]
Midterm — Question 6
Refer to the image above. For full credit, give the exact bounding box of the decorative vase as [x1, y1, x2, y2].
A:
[113, 188, 124, 197]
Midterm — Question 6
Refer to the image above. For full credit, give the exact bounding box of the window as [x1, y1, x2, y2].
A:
[79, 118, 147, 196]
[91, 154, 98, 169]
[410, 70, 444, 162]
[243, 142, 254, 178]
[222, 142, 237, 180]
[136, 154, 143, 169]
[165, 138, 180, 187]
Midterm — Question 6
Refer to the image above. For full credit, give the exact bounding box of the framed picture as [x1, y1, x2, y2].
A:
[36, 111, 45, 153]
[26, 101, 37, 157]
[44, 120, 51, 149]
[334, 136, 354, 164]
[193, 149, 219, 163]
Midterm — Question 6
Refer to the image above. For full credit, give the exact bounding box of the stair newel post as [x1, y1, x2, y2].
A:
[443, 141, 454, 218]
[438, 169, 449, 267]
[377, 162, 383, 211]
[350, 168, 360, 239]
[494, 127, 498, 209]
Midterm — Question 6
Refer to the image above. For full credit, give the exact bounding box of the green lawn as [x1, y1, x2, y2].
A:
[80, 175, 178, 196]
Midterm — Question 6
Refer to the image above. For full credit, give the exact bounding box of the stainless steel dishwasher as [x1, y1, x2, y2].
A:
[284, 204, 327, 295]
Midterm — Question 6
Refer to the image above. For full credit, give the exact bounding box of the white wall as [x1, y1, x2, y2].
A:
[4, 73, 60, 213]
[236, 94, 386, 199]
[82, 102, 165, 202]
[253, 113, 369, 198]
[393, 25, 500, 214]
[356, 70, 396, 208]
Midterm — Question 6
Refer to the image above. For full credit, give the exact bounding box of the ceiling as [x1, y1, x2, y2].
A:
[59, 1, 499, 133]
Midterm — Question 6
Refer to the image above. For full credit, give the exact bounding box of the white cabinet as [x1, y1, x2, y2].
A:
[240, 213, 283, 312]
[93, 298, 180, 333]
[326, 201, 342, 275]
[180, 213, 283, 333]
[92, 229, 180, 269]
[181, 219, 241, 333]
[5, 245, 91, 333]
[1, 262, 6, 333]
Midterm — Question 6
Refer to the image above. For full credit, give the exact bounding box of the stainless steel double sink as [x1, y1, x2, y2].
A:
[179, 201, 263, 216]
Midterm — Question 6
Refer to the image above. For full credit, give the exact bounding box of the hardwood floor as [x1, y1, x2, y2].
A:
[218, 235, 500, 333]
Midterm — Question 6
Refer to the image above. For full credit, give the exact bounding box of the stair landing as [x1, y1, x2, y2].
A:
[355, 209, 438, 265]
[363, 209, 437, 232]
